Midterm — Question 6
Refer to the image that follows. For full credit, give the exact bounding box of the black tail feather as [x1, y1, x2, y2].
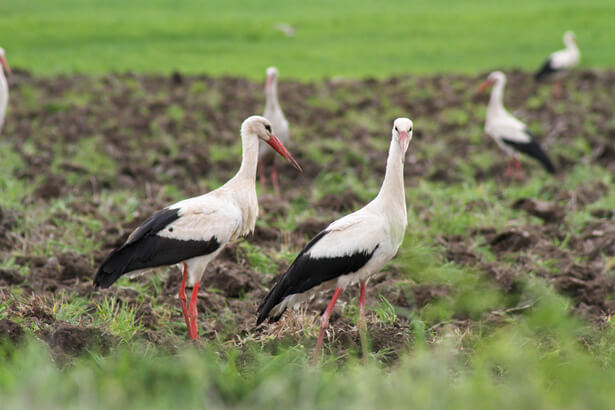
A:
[93, 247, 135, 289]
[535, 59, 556, 81]
[93, 234, 220, 289]
[256, 278, 290, 325]
[535, 149, 556, 174]
[502, 132, 556, 174]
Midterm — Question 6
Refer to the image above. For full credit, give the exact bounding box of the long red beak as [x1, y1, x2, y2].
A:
[266, 134, 302, 172]
[399, 131, 409, 153]
[477, 80, 492, 93]
[0, 56, 10, 75]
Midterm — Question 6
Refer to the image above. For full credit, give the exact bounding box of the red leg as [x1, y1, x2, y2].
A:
[313, 288, 343, 365]
[188, 280, 200, 340]
[271, 161, 280, 200]
[358, 281, 369, 361]
[359, 281, 367, 322]
[259, 162, 267, 192]
[506, 157, 514, 178]
[179, 263, 193, 339]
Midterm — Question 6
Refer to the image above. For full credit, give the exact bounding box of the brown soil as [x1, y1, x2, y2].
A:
[0, 319, 26, 344]
[1, 69, 615, 358]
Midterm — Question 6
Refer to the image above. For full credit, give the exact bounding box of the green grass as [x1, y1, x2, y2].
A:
[3, 296, 615, 410]
[0, 0, 614, 78]
[1, 66, 615, 407]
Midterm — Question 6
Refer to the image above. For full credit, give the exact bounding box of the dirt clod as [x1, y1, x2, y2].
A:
[0, 319, 26, 344]
[513, 198, 565, 224]
[489, 227, 534, 253]
[207, 262, 257, 298]
[47, 323, 113, 358]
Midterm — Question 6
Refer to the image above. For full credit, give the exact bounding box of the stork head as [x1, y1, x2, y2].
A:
[563, 31, 576, 46]
[241, 115, 302, 171]
[0, 48, 10, 75]
[392, 117, 413, 155]
[478, 71, 506, 92]
[265, 66, 278, 91]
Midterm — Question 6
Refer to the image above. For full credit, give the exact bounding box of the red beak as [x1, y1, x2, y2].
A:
[399, 131, 409, 152]
[265, 75, 273, 90]
[0, 56, 10, 75]
[266, 134, 302, 172]
[477, 80, 492, 93]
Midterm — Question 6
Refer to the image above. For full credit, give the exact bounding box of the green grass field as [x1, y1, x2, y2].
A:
[2, 1, 615, 409]
[0, 0, 614, 78]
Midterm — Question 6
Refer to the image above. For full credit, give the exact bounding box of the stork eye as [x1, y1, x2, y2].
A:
[395, 126, 398, 132]
[265, 124, 272, 132]
[409, 127, 413, 132]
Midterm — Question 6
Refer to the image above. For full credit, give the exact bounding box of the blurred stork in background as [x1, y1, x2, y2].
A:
[257, 118, 413, 364]
[0, 47, 11, 134]
[479, 71, 556, 178]
[535, 31, 580, 99]
[260, 67, 291, 200]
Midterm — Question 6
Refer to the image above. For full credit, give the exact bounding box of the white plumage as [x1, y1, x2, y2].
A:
[480, 71, 555, 175]
[257, 117, 413, 362]
[95, 115, 301, 340]
[0, 47, 10, 134]
[260, 66, 290, 198]
[536, 31, 580, 78]
[535, 31, 580, 98]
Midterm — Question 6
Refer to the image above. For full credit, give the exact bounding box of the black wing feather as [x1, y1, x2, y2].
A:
[535, 58, 557, 81]
[501, 130, 556, 174]
[94, 208, 220, 289]
[256, 230, 378, 325]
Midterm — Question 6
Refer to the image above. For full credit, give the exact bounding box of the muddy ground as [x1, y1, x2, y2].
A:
[1, 69, 615, 361]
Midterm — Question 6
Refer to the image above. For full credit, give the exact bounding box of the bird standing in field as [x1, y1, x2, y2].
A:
[260, 67, 290, 200]
[94, 116, 302, 340]
[257, 118, 413, 364]
[479, 71, 555, 178]
[0, 47, 11, 134]
[535, 31, 580, 98]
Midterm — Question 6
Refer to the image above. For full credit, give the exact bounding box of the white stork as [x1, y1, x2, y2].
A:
[0, 47, 10, 134]
[259, 67, 290, 199]
[479, 71, 555, 178]
[94, 116, 302, 340]
[257, 117, 413, 364]
[535, 31, 580, 98]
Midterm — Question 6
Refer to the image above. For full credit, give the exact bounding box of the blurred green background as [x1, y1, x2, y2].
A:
[0, 0, 613, 77]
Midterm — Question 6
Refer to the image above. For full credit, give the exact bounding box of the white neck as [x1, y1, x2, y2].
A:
[0, 69, 8, 131]
[487, 79, 507, 118]
[565, 39, 579, 57]
[376, 137, 406, 209]
[234, 130, 260, 182]
[265, 81, 280, 113]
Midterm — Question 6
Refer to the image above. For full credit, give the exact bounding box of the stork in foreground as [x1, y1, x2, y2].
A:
[260, 67, 290, 200]
[0, 47, 11, 134]
[94, 116, 302, 340]
[479, 71, 555, 178]
[535, 31, 580, 98]
[257, 118, 413, 364]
